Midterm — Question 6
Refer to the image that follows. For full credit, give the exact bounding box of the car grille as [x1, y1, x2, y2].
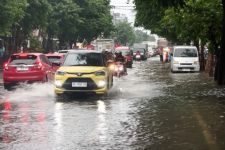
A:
[180, 63, 192, 65]
[178, 67, 194, 70]
[62, 78, 99, 90]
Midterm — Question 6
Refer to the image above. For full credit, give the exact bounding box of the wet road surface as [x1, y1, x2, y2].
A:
[1, 56, 225, 150]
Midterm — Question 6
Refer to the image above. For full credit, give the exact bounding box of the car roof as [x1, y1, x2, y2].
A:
[115, 46, 130, 50]
[173, 46, 197, 49]
[67, 50, 102, 54]
[12, 52, 43, 56]
[45, 53, 64, 57]
[58, 49, 86, 53]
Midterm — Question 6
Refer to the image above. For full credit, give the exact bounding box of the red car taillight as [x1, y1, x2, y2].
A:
[37, 62, 43, 69]
[3, 63, 9, 70]
[32, 62, 43, 70]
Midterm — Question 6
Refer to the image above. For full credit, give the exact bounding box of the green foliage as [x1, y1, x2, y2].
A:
[134, 30, 150, 43]
[112, 22, 135, 46]
[20, 0, 51, 35]
[0, 0, 113, 51]
[135, 0, 222, 53]
[29, 36, 43, 52]
[76, 0, 114, 42]
[0, 0, 27, 35]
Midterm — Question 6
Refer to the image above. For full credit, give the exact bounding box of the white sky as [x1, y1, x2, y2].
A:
[110, 0, 136, 24]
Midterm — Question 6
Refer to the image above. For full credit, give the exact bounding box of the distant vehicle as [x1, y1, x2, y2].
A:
[45, 53, 65, 72]
[171, 46, 200, 72]
[3, 53, 54, 90]
[132, 43, 148, 60]
[94, 39, 114, 52]
[157, 38, 168, 48]
[113, 62, 127, 77]
[54, 50, 113, 95]
[132, 48, 148, 61]
[115, 46, 133, 68]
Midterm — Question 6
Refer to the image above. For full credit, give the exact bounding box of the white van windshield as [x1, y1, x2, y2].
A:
[174, 48, 198, 57]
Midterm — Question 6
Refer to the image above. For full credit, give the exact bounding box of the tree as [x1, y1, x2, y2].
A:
[134, 30, 150, 43]
[215, 0, 225, 85]
[112, 22, 135, 46]
[46, 0, 82, 50]
[17, 0, 51, 51]
[0, 0, 27, 36]
[76, 0, 114, 42]
[135, 0, 225, 85]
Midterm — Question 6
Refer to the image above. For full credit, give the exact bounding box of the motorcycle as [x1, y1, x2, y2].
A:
[113, 62, 127, 77]
[134, 51, 141, 61]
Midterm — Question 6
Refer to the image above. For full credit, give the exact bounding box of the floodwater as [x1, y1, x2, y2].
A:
[0, 56, 225, 150]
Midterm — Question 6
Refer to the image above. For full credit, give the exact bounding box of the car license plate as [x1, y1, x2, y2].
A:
[17, 66, 28, 71]
[72, 82, 87, 87]
[183, 69, 190, 71]
[136, 55, 141, 58]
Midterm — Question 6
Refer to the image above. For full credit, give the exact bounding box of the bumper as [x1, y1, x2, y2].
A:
[54, 75, 110, 95]
[171, 64, 200, 72]
[3, 75, 44, 83]
[55, 87, 108, 95]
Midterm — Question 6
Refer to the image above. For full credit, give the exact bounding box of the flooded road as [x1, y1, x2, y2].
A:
[1, 56, 225, 150]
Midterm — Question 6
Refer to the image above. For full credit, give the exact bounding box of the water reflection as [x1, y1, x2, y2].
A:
[96, 100, 107, 145]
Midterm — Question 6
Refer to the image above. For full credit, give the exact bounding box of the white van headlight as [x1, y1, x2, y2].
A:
[194, 61, 199, 65]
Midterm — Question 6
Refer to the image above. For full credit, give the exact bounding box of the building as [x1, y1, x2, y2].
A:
[112, 13, 128, 24]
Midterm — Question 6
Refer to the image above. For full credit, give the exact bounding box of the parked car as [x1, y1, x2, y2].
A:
[115, 46, 133, 68]
[171, 46, 200, 72]
[45, 53, 65, 72]
[54, 50, 113, 95]
[3, 53, 54, 90]
[132, 48, 148, 61]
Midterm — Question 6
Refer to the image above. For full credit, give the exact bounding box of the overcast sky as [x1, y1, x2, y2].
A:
[110, 0, 136, 24]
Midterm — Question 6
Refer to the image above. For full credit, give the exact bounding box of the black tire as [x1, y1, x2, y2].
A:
[111, 76, 113, 88]
[4, 83, 11, 90]
[42, 76, 48, 83]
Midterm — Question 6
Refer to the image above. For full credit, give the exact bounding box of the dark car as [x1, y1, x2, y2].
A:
[3, 52, 54, 90]
[132, 48, 148, 61]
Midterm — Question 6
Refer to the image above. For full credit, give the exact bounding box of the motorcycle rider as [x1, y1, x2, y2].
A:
[115, 51, 127, 75]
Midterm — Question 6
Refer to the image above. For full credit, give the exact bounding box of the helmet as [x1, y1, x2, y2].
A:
[115, 51, 122, 55]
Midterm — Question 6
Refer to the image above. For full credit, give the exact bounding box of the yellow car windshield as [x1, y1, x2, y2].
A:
[63, 53, 104, 66]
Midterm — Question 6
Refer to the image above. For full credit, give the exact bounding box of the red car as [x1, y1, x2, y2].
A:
[115, 46, 133, 68]
[45, 53, 64, 72]
[3, 52, 54, 90]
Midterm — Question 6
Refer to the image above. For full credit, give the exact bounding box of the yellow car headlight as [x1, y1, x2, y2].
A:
[97, 80, 106, 87]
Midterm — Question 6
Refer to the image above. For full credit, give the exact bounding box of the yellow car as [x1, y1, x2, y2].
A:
[54, 50, 113, 95]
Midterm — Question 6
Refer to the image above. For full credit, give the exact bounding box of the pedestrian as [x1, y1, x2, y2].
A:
[0, 43, 5, 58]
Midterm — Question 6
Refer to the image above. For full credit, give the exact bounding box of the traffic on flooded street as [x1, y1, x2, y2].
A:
[1, 0, 225, 149]
[1, 56, 225, 150]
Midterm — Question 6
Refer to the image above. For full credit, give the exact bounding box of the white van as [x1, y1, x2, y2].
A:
[171, 46, 200, 72]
